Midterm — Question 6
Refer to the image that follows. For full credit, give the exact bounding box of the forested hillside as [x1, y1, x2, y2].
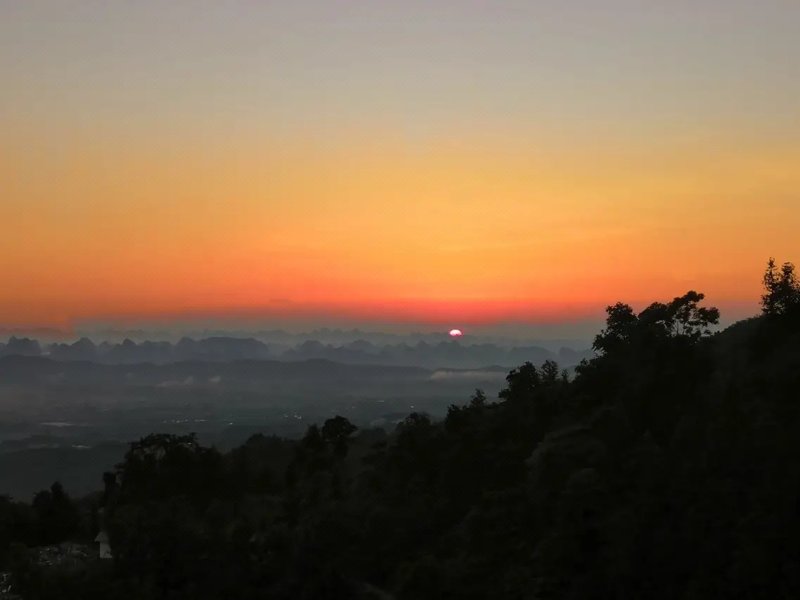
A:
[2, 260, 800, 599]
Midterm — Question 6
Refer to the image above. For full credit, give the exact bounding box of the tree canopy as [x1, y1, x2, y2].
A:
[762, 258, 800, 317]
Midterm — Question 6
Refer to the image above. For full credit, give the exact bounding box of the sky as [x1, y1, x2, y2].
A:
[1, 1, 799, 334]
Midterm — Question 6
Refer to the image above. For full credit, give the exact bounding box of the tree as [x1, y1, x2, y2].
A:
[593, 303, 638, 355]
[593, 292, 719, 355]
[469, 389, 487, 409]
[302, 424, 325, 453]
[321, 416, 358, 457]
[115, 433, 225, 503]
[541, 360, 560, 384]
[639, 291, 720, 340]
[102, 472, 118, 509]
[761, 258, 800, 316]
[31, 482, 79, 544]
[499, 362, 541, 402]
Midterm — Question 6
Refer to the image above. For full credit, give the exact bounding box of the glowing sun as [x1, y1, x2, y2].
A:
[449, 329, 463, 338]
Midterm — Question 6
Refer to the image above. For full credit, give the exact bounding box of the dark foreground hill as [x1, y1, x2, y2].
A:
[1, 261, 799, 599]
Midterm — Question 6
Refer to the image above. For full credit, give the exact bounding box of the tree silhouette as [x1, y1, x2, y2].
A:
[762, 257, 800, 316]
[594, 291, 719, 355]
[499, 361, 541, 402]
[321, 416, 358, 457]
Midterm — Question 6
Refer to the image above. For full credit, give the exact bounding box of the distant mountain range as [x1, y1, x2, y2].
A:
[0, 335, 593, 370]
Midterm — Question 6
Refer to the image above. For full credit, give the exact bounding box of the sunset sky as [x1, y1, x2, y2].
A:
[1, 1, 799, 333]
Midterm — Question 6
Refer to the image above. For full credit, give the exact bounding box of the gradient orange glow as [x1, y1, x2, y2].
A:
[3, 124, 797, 328]
[2, 2, 798, 330]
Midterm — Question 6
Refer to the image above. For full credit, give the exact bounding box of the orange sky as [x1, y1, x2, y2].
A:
[1, 2, 799, 330]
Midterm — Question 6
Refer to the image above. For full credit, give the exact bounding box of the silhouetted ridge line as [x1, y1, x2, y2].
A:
[0, 335, 593, 369]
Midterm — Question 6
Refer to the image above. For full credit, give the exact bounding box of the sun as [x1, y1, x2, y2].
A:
[448, 329, 463, 338]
